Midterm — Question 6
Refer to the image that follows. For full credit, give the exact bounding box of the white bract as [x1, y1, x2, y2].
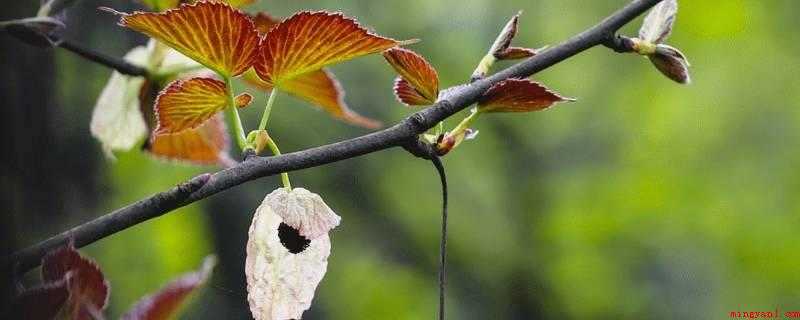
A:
[90, 46, 149, 157]
[90, 39, 202, 158]
[639, 0, 677, 44]
[246, 188, 341, 320]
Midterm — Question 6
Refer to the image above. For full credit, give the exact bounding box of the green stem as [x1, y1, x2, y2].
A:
[436, 121, 445, 136]
[451, 109, 482, 135]
[253, 88, 290, 188]
[224, 77, 248, 150]
[266, 135, 292, 190]
[470, 54, 497, 81]
[258, 89, 279, 131]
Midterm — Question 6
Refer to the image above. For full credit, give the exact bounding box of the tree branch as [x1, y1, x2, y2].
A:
[57, 38, 149, 77]
[6, 0, 663, 274]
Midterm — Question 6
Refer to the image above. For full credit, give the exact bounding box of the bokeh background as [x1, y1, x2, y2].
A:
[3, 0, 799, 319]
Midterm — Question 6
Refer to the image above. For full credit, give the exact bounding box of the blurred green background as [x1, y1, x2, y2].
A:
[3, 0, 800, 319]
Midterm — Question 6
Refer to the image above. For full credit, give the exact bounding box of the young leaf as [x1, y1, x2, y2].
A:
[649, 44, 691, 84]
[244, 11, 382, 128]
[244, 69, 381, 129]
[154, 77, 250, 134]
[41, 244, 110, 320]
[121, 256, 217, 320]
[471, 12, 541, 80]
[254, 11, 403, 86]
[251, 11, 280, 34]
[393, 77, 435, 106]
[91, 45, 150, 156]
[639, 0, 677, 44]
[383, 48, 439, 106]
[478, 79, 574, 113]
[8, 279, 69, 320]
[246, 188, 341, 320]
[272, 70, 381, 129]
[146, 114, 233, 166]
[489, 11, 522, 58]
[115, 1, 260, 77]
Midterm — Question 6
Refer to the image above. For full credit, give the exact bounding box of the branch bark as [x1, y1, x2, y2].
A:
[57, 39, 149, 77]
[6, 0, 663, 274]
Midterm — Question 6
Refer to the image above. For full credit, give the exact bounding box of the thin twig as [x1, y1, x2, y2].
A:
[57, 38, 149, 77]
[602, 34, 637, 53]
[430, 154, 448, 320]
[6, 0, 664, 274]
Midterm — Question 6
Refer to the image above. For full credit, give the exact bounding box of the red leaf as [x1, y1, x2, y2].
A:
[146, 114, 232, 166]
[116, 1, 260, 77]
[121, 256, 217, 320]
[478, 79, 574, 113]
[41, 244, 109, 320]
[243, 69, 381, 129]
[392, 77, 434, 107]
[489, 11, 522, 58]
[9, 280, 69, 320]
[251, 11, 280, 35]
[153, 77, 231, 134]
[383, 48, 439, 106]
[254, 11, 403, 86]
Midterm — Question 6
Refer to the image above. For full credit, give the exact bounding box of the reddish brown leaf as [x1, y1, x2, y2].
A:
[116, 1, 260, 77]
[146, 114, 231, 166]
[254, 11, 402, 86]
[153, 77, 230, 134]
[478, 79, 574, 113]
[9, 280, 69, 320]
[251, 12, 280, 34]
[41, 244, 109, 320]
[383, 48, 439, 105]
[393, 77, 433, 106]
[489, 11, 522, 58]
[121, 256, 216, 320]
[243, 69, 381, 129]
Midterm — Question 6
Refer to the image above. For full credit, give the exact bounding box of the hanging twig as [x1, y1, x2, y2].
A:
[430, 153, 448, 320]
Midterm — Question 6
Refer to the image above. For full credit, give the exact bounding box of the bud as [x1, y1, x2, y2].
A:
[471, 11, 541, 81]
[246, 188, 341, 320]
[649, 44, 691, 84]
[437, 128, 478, 156]
[246, 129, 271, 155]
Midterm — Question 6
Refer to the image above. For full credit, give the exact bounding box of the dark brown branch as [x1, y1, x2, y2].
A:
[6, 0, 664, 274]
[603, 34, 637, 53]
[57, 39, 149, 77]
